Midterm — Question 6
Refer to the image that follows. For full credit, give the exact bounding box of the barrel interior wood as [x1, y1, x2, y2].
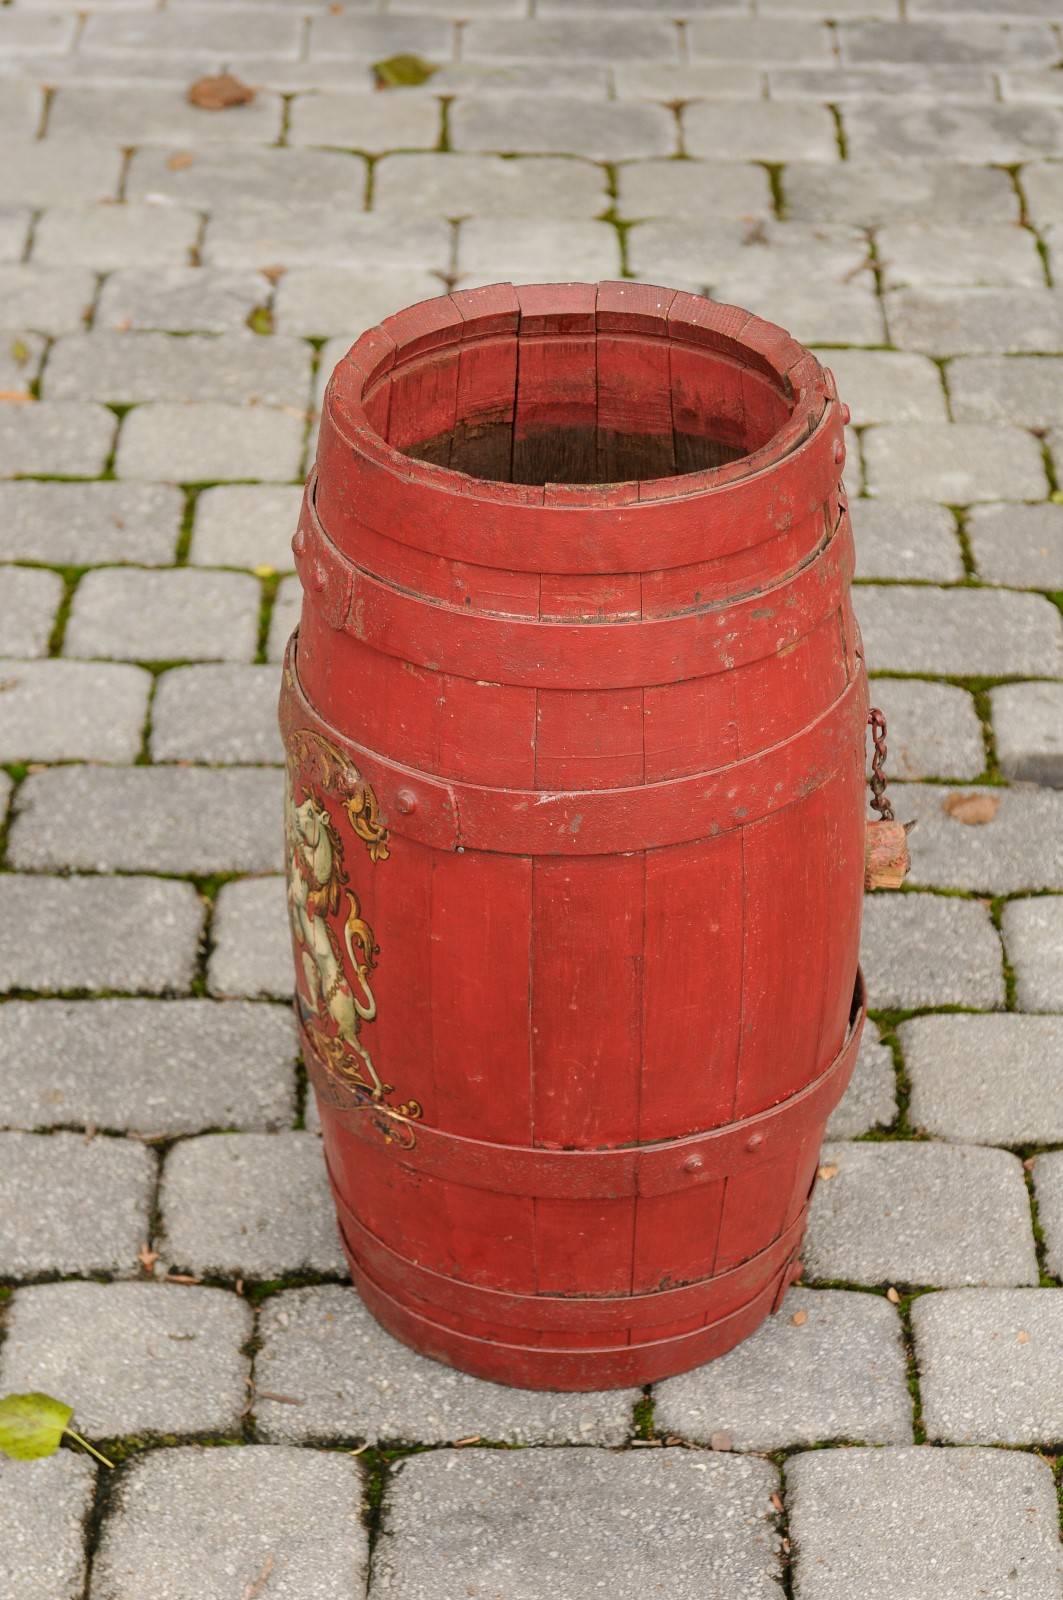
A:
[362, 301, 794, 487]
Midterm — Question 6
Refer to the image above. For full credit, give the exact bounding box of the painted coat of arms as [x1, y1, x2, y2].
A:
[284, 725, 421, 1147]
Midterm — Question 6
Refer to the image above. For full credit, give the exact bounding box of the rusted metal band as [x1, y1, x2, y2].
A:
[281, 644, 867, 855]
[305, 970, 864, 1201]
[293, 489, 854, 692]
[328, 1174, 807, 1334]
[345, 1246, 799, 1388]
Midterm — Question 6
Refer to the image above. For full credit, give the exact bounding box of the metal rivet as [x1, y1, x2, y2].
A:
[840, 403, 851, 426]
[395, 788, 417, 815]
[833, 440, 845, 465]
[746, 1133, 764, 1152]
[682, 1155, 703, 1173]
[292, 528, 307, 557]
[311, 562, 327, 593]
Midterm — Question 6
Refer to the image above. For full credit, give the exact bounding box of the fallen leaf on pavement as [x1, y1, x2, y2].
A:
[709, 1430, 733, 1451]
[791, 1309, 808, 1327]
[166, 151, 195, 171]
[817, 1163, 838, 1181]
[0, 391, 33, 403]
[886, 1286, 901, 1304]
[372, 52, 439, 88]
[137, 1244, 159, 1274]
[1016, 1330, 1030, 1344]
[241, 1553, 274, 1600]
[187, 73, 256, 110]
[942, 791, 1000, 826]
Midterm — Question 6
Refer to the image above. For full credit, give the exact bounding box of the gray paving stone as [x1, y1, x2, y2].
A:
[378, 1449, 781, 1600]
[1002, 896, 1063, 1012]
[655, 1289, 910, 1450]
[65, 567, 262, 662]
[0, 875, 203, 996]
[688, 17, 832, 62]
[0, 481, 182, 565]
[456, 217, 620, 285]
[208, 877, 292, 1001]
[308, 12, 453, 60]
[462, 15, 679, 61]
[716, 277, 884, 348]
[0, 9, 75, 51]
[0, 1452, 94, 1600]
[0, 82, 42, 141]
[450, 95, 677, 161]
[862, 679, 984, 781]
[1025, 161, 1063, 226]
[45, 333, 313, 409]
[826, 1030, 897, 1137]
[786, 1447, 1062, 1600]
[851, 500, 963, 581]
[0, 999, 297, 1135]
[950, 356, 1063, 426]
[272, 267, 446, 339]
[914, 1288, 1063, 1445]
[0, 1130, 155, 1278]
[1032, 1151, 1063, 1277]
[863, 423, 1047, 503]
[189, 483, 300, 571]
[0, 141, 122, 207]
[783, 162, 1017, 227]
[0, 400, 114, 479]
[992, 683, 1063, 788]
[887, 287, 1063, 356]
[828, 351, 947, 426]
[96, 268, 273, 335]
[1007, 70, 1063, 105]
[203, 205, 451, 275]
[891, 782, 1063, 894]
[289, 91, 441, 152]
[48, 83, 284, 144]
[256, 1285, 639, 1445]
[9, 766, 283, 875]
[115, 402, 306, 484]
[861, 893, 1005, 1010]
[0, 207, 31, 261]
[152, 665, 284, 764]
[126, 145, 367, 215]
[769, 64, 996, 98]
[614, 62, 763, 102]
[373, 153, 608, 218]
[848, 101, 1063, 165]
[81, 8, 303, 58]
[90, 1446, 367, 1600]
[159, 1132, 345, 1277]
[878, 223, 1044, 290]
[0, 330, 44, 395]
[0, 567, 62, 657]
[854, 585, 1063, 677]
[268, 574, 301, 662]
[617, 160, 772, 221]
[684, 100, 837, 161]
[33, 204, 200, 271]
[806, 1141, 1038, 1287]
[0, 659, 150, 762]
[0, 1282, 252, 1438]
[904, 1013, 1063, 1144]
[838, 18, 1054, 63]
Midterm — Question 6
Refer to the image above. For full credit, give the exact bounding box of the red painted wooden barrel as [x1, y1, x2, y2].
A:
[280, 281, 868, 1391]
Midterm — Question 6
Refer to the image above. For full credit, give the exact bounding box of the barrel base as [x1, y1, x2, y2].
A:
[339, 1230, 804, 1392]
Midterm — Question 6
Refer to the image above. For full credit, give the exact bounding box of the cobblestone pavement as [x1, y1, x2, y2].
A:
[2, 3, 1063, 1597]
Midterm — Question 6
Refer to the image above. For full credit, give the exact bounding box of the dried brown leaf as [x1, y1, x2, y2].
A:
[817, 1163, 838, 1181]
[1016, 1330, 1030, 1344]
[941, 791, 1000, 826]
[791, 1308, 808, 1327]
[0, 390, 33, 404]
[770, 1492, 784, 1513]
[166, 151, 195, 171]
[256, 1391, 305, 1406]
[137, 1244, 159, 1274]
[886, 1286, 901, 1304]
[187, 73, 256, 111]
[241, 1553, 274, 1600]
[709, 1430, 733, 1451]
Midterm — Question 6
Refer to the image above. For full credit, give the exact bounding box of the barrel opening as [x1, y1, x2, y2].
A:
[346, 284, 817, 493]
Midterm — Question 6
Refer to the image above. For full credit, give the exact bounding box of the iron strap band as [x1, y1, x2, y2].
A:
[328, 1180, 808, 1334]
[281, 642, 868, 856]
[293, 488, 854, 692]
[303, 969, 864, 1202]
[316, 370, 843, 577]
[345, 1247, 798, 1384]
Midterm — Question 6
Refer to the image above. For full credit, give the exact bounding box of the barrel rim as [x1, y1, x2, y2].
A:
[325, 280, 833, 511]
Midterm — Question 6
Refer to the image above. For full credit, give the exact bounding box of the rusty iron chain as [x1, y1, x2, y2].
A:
[867, 707, 894, 822]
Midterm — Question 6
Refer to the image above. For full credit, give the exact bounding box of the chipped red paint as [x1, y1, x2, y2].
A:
[280, 282, 868, 1391]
